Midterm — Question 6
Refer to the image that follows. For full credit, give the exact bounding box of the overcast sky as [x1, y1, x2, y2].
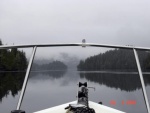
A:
[0, 0, 150, 59]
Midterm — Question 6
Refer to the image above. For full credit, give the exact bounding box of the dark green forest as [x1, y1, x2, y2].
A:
[32, 61, 67, 71]
[0, 40, 27, 71]
[77, 49, 150, 71]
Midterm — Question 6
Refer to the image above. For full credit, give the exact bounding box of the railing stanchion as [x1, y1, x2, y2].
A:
[16, 46, 37, 110]
[133, 48, 150, 113]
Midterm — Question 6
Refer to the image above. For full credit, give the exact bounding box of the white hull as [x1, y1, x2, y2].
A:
[34, 101, 125, 113]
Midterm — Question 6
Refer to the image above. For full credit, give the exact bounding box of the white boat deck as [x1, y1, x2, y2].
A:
[34, 101, 125, 113]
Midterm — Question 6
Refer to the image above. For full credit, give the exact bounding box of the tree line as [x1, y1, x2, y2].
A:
[0, 40, 27, 71]
[32, 60, 67, 71]
[77, 49, 150, 71]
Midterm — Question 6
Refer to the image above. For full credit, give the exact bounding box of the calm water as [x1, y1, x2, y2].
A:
[0, 70, 150, 113]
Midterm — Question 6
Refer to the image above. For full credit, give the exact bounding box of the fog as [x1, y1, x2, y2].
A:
[0, 0, 150, 58]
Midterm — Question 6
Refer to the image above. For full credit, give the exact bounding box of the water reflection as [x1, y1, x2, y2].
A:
[30, 70, 67, 79]
[0, 72, 25, 102]
[0, 70, 67, 102]
[79, 72, 150, 91]
[0, 71, 149, 113]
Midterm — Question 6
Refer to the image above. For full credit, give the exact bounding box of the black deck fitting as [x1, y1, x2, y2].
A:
[98, 102, 103, 105]
[11, 110, 25, 113]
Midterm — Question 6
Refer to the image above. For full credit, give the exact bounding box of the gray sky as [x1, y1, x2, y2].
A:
[0, 0, 150, 59]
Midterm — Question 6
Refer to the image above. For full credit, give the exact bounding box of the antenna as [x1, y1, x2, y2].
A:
[82, 39, 86, 47]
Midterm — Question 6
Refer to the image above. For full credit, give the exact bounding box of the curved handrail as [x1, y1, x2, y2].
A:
[0, 43, 150, 51]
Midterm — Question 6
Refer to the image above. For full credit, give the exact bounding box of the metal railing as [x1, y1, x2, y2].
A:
[0, 41, 150, 113]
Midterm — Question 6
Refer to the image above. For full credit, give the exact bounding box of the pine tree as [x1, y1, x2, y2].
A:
[0, 39, 27, 71]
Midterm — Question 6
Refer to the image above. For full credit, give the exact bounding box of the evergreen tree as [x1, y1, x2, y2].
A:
[0, 39, 27, 71]
[77, 49, 150, 71]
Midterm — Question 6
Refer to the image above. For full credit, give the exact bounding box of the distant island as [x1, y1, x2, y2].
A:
[0, 40, 27, 71]
[77, 49, 150, 71]
[32, 61, 67, 71]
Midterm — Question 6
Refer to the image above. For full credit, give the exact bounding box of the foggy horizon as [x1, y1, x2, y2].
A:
[1, 0, 150, 46]
[1, 0, 150, 64]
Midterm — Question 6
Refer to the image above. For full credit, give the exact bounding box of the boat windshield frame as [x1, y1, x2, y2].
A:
[0, 42, 150, 113]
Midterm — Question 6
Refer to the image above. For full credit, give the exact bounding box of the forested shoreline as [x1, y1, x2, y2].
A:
[77, 49, 150, 71]
[32, 61, 67, 71]
[0, 40, 27, 71]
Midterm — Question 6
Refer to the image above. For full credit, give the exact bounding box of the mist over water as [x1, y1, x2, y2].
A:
[1, 0, 150, 113]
